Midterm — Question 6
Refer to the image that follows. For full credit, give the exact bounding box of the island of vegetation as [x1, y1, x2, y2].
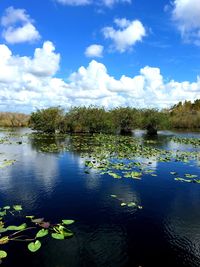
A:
[29, 99, 200, 135]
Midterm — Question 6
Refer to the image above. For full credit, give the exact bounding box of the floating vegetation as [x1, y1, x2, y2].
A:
[174, 177, 200, 183]
[25, 133, 200, 185]
[0, 138, 11, 145]
[110, 195, 143, 210]
[1, 131, 200, 185]
[124, 171, 142, 179]
[171, 136, 200, 147]
[0, 159, 16, 169]
[40, 143, 65, 153]
[0, 205, 75, 264]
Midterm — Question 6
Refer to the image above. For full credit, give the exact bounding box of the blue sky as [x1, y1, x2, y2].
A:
[0, 0, 200, 112]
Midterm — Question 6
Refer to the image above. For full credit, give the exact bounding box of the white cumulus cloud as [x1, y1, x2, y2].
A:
[0, 42, 200, 112]
[1, 6, 40, 44]
[171, 0, 200, 45]
[101, 0, 131, 7]
[85, 44, 104, 57]
[56, 0, 131, 7]
[102, 18, 146, 52]
[56, 0, 91, 5]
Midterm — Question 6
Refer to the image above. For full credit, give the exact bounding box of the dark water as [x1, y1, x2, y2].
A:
[0, 128, 200, 267]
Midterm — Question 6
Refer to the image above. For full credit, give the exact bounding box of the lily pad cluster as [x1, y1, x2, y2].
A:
[2, 132, 200, 185]
[170, 172, 200, 183]
[0, 159, 16, 169]
[27, 133, 200, 185]
[171, 136, 200, 147]
[0, 205, 75, 264]
[110, 195, 143, 209]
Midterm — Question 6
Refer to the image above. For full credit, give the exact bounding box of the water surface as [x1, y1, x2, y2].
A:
[0, 128, 200, 267]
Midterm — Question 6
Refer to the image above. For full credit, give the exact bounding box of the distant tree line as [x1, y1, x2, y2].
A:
[2, 99, 200, 132]
[169, 100, 200, 129]
[0, 112, 29, 127]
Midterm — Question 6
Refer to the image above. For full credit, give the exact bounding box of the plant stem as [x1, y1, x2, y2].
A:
[9, 227, 36, 238]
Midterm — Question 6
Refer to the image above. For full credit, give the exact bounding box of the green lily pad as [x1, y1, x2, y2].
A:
[3, 206, 10, 210]
[108, 172, 121, 179]
[127, 202, 137, 207]
[51, 233, 65, 240]
[0, 228, 7, 233]
[193, 179, 200, 183]
[13, 205, 22, 211]
[7, 223, 27, 231]
[28, 240, 41, 252]
[62, 220, 75, 225]
[0, 250, 7, 259]
[62, 229, 73, 237]
[36, 229, 48, 238]
[26, 215, 34, 219]
[174, 177, 192, 183]
[0, 236, 9, 245]
[0, 211, 6, 216]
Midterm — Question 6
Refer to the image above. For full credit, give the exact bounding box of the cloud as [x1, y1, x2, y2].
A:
[56, 0, 91, 5]
[1, 6, 40, 44]
[171, 0, 200, 45]
[101, 0, 131, 7]
[55, 0, 131, 7]
[102, 18, 146, 52]
[85, 44, 104, 57]
[0, 42, 200, 112]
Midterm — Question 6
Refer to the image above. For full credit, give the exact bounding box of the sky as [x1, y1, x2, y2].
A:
[0, 0, 200, 113]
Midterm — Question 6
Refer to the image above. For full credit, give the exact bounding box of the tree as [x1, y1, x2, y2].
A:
[111, 107, 139, 134]
[141, 109, 170, 135]
[29, 107, 64, 133]
[65, 106, 115, 133]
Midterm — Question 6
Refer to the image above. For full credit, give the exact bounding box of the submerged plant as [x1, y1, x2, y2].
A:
[0, 205, 75, 264]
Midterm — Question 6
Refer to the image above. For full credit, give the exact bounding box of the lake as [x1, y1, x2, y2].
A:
[0, 128, 200, 267]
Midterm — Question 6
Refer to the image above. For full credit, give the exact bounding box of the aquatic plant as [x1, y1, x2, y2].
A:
[0, 205, 75, 264]
[0, 160, 16, 169]
[110, 195, 143, 209]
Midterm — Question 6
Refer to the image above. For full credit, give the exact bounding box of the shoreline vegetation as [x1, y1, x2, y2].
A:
[0, 112, 29, 127]
[1, 100, 200, 133]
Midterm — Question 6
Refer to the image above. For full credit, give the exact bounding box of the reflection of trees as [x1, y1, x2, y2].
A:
[29, 135, 67, 151]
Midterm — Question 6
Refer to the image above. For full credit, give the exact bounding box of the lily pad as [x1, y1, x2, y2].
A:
[0, 250, 7, 259]
[3, 206, 10, 210]
[0, 211, 6, 216]
[127, 202, 137, 207]
[28, 240, 41, 252]
[36, 229, 48, 238]
[0, 228, 7, 233]
[13, 205, 22, 211]
[0, 236, 9, 245]
[62, 220, 75, 225]
[51, 233, 65, 240]
[7, 223, 27, 231]
[26, 215, 35, 219]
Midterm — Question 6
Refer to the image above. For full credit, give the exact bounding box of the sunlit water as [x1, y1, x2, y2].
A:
[0, 128, 200, 267]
